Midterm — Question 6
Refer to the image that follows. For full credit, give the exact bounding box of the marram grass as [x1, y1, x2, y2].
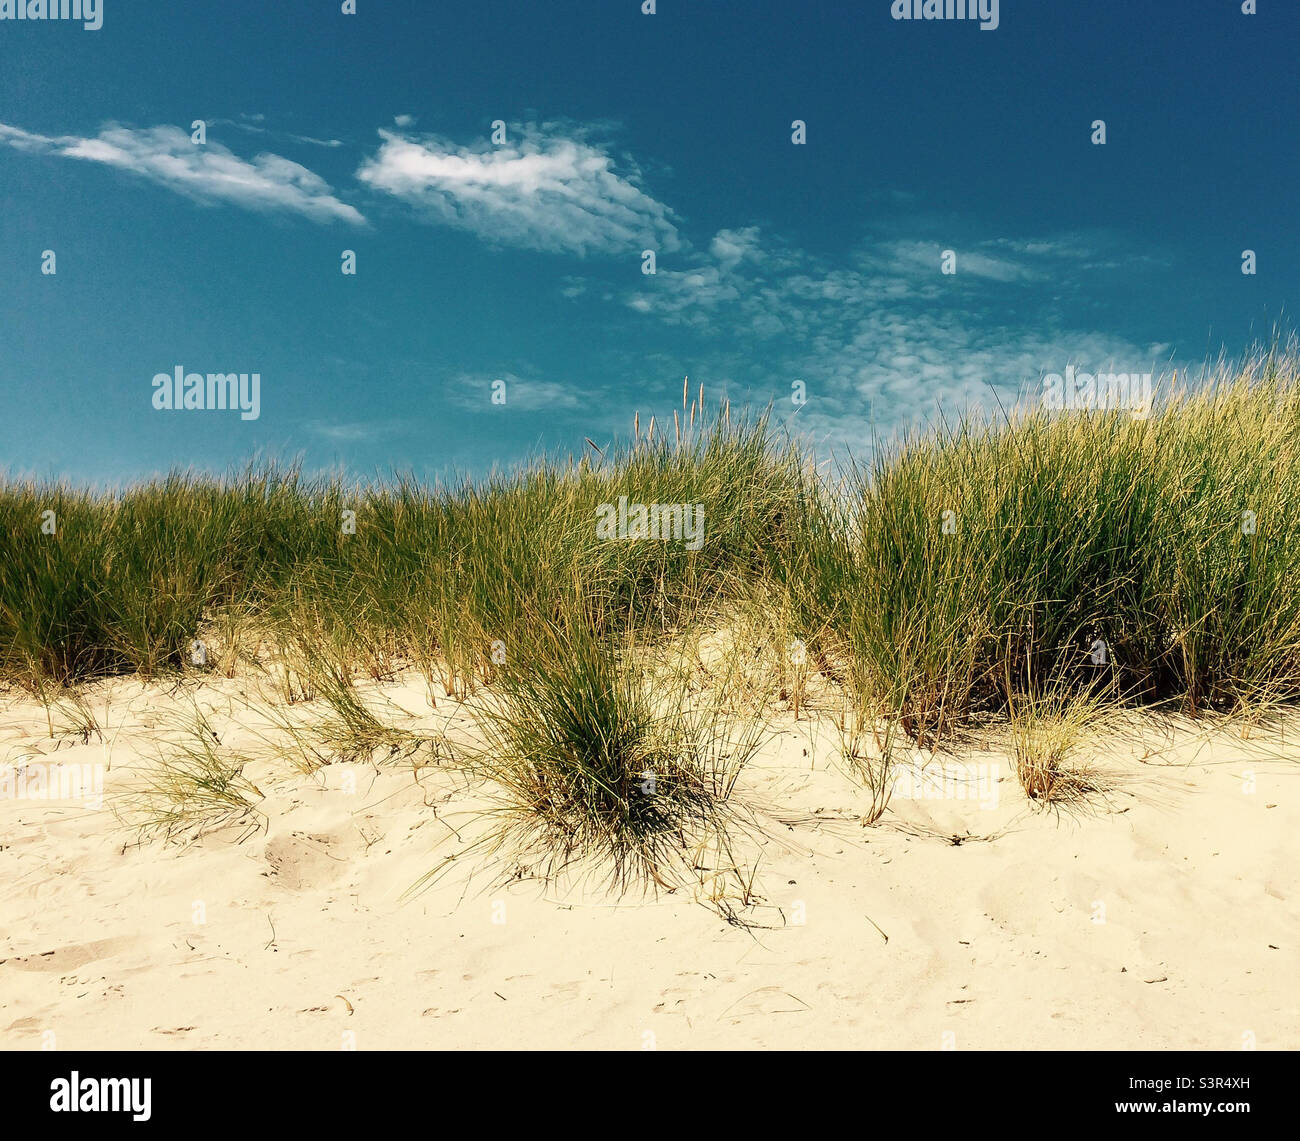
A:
[7, 352, 1300, 870]
[769, 347, 1300, 732]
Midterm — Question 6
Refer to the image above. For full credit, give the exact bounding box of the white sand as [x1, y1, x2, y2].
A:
[1, 674, 1296, 1050]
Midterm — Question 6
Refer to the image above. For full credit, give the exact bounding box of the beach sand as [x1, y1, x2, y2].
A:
[2, 673, 1296, 1050]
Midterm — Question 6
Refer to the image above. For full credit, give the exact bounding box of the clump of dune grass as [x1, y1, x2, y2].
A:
[115, 706, 264, 844]
[838, 696, 907, 824]
[1005, 679, 1113, 807]
[313, 672, 433, 767]
[51, 687, 103, 745]
[420, 593, 767, 894]
[771, 340, 1300, 741]
[245, 690, 455, 778]
[250, 600, 440, 769]
[202, 603, 264, 679]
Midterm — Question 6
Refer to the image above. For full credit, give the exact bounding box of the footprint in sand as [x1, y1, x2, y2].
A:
[262, 830, 364, 891]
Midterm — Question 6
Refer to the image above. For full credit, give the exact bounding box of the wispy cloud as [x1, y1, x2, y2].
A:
[869, 239, 1044, 282]
[0, 121, 363, 224]
[449, 373, 587, 412]
[304, 419, 406, 442]
[213, 116, 345, 149]
[985, 237, 1093, 259]
[602, 222, 1184, 453]
[357, 123, 681, 256]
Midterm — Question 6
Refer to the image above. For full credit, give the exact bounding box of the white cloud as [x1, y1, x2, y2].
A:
[449, 373, 587, 412]
[871, 239, 1043, 282]
[0, 121, 363, 224]
[708, 226, 764, 267]
[357, 124, 681, 257]
[624, 227, 874, 328]
[783, 316, 1185, 459]
[604, 221, 1188, 456]
[304, 419, 405, 442]
[216, 118, 345, 149]
[985, 236, 1094, 259]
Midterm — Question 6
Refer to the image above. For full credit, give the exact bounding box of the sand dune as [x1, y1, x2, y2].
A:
[1, 675, 1296, 1050]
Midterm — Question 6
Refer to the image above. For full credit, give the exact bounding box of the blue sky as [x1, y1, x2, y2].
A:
[0, 0, 1294, 485]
